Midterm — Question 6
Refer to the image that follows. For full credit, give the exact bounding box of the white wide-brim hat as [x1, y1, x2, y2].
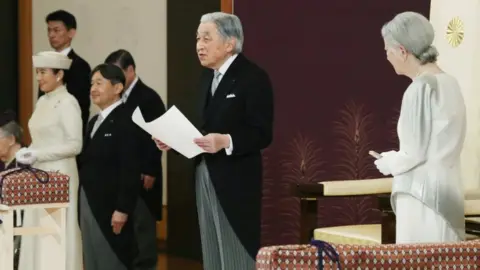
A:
[32, 51, 72, 70]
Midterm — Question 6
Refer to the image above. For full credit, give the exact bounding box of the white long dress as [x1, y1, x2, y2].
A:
[18, 85, 83, 270]
[386, 73, 466, 243]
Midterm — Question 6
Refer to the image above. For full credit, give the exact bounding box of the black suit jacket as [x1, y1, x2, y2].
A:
[196, 54, 274, 258]
[39, 49, 91, 130]
[123, 79, 166, 220]
[78, 104, 141, 267]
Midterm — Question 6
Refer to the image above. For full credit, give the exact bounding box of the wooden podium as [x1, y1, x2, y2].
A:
[0, 203, 68, 270]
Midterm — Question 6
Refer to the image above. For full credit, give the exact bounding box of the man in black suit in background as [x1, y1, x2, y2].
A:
[79, 63, 141, 270]
[105, 50, 166, 270]
[40, 10, 91, 130]
[154, 12, 274, 270]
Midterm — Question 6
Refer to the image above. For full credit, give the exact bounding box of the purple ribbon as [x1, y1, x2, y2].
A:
[0, 165, 49, 224]
[310, 239, 342, 269]
[0, 165, 50, 200]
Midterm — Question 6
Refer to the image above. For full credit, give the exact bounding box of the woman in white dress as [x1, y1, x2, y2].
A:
[374, 12, 466, 243]
[16, 51, 83, 270]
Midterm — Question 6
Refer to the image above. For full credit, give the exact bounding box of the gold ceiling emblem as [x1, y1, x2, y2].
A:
[446, 17, 464, 48]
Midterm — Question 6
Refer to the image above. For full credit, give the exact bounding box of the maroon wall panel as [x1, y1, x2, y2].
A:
[234, 1, 431, 246]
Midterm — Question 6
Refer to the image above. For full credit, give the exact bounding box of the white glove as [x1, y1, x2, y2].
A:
[373, 150, 397, 176]
[15, 147, 37, 165]
[380, 150, 397, 158]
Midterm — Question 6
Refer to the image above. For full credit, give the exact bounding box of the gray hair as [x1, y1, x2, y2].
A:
[381, 12, 438, 64]
[0, 121, 23, 144]
[200, 12, 244, 54]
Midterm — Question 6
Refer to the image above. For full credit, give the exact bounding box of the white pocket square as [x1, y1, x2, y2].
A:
[104, 133, 112, 137]
[226, 94, 236, 98]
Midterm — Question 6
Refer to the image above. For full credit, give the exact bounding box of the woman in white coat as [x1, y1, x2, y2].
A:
[16, 51, 83, 270]
[374, 12, 466, 243]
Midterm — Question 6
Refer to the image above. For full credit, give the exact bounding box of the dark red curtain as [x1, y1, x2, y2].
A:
[234, 1, 431, 246]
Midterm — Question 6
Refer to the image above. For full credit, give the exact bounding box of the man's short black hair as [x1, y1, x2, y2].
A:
[46, 10, 77, 30]
[91, 64, 126, 93]
[104, 49, 136, 70]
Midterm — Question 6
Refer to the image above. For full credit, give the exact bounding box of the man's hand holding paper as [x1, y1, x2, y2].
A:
[153, 133, 231, 154]
[132, 105, 205, 159]
[193, 133, 231, 154]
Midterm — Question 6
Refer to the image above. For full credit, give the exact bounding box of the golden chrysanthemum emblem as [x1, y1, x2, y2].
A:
[446, 17, 464, 48]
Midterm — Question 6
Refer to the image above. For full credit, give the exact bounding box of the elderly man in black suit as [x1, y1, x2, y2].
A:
[79, 63, 141, 270]
[39, 10, 91, 130]
[154, 12, 274, 270]
[105, 49, 166, 270]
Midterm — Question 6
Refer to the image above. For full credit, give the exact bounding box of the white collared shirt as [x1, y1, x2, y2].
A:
[216, 54, 238, 84]
[122, 76, 139, 103]
[90, 100, 122, 138]
[58, 47, 72, 56]
[99, 99, 123, 120]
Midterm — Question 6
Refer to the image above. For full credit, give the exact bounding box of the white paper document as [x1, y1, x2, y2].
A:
[131, 105, 206, 159]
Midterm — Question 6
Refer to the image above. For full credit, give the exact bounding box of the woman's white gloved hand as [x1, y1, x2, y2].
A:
[15, 148, 37, 165]
[373, 150, 397, 176]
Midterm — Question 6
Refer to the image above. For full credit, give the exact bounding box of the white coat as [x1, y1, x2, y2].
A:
[18, 85, 83, 270]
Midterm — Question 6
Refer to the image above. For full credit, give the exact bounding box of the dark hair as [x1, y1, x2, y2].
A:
[91, 63, 126, 92]
[104, 49, 136, 70]
[51, 68, 69, 84]
[46, 10, 77, 30]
